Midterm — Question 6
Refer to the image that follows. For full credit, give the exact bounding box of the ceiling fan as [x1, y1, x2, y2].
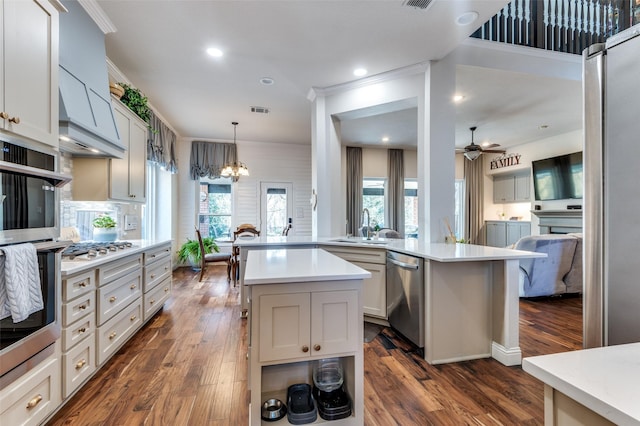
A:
[458, 126, 505, 161]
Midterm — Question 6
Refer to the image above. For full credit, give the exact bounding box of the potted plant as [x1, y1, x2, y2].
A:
[92, 214, 118, 242]
[177, 237, 219, 269]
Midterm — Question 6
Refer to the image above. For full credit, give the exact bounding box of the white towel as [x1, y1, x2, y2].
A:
[0, 243, 44, 323]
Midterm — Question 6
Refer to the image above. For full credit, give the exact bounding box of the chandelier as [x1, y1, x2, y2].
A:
[220, 121, 249, 181]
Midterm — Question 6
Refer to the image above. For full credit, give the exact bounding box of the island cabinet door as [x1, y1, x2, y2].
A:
[259, 293, 311, 362]
[311, 290, 359, 356]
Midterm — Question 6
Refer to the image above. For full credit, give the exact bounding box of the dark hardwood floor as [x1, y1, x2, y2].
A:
[47, 266, 582, 425]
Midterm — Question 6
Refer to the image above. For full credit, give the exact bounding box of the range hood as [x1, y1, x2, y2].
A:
[58, 0, 125, 158]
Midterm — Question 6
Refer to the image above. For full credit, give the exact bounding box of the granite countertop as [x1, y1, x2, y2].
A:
[233, 235, 545, 262]
[522, 343, 640, 425]
[244, 248, 371, 285]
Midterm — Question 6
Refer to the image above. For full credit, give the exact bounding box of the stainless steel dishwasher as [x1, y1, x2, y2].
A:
[386, 251, 424, 348]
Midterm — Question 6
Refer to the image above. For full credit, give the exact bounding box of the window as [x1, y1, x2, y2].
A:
[454, 179, 465, 240]
[404, 180, 418, 238]
[199, 178, 232, 239]
[362, 179, 385, 229]
[260, 182, 292, 237]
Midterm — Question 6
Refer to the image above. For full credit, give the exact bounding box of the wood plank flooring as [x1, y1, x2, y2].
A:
[47, 266, 582, 426]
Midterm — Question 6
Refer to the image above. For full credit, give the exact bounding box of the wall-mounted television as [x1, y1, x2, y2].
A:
[532, 152, 583, 201]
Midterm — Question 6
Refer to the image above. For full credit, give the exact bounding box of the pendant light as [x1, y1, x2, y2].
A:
[220, 121, 249, 181]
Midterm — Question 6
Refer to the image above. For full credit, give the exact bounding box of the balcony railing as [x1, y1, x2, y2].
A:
[472, 0, 636, 54]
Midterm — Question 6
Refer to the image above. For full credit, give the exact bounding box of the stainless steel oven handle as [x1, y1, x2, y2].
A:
[387, 257, 419, 270]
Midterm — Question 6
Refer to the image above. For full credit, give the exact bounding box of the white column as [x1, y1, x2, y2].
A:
[418, 58, 456, 242]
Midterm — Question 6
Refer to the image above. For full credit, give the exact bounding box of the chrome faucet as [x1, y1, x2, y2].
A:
[362, 208, 371, 240]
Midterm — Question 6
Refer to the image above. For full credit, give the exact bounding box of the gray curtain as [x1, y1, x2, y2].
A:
[464, 155, 485, 244]
[148, 109, 178, 173]
[387, 149, 405, 237]
[190, 141, 237, 180]
[346, 147, 363, 236]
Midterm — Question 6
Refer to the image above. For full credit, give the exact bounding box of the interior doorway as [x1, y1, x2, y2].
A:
[260, 182, 293, 236]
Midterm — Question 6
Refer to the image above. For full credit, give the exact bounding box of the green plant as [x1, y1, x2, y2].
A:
[177, 237, 219, 265]
[92, 214, 116, 229]
[118, 82, 151, 123]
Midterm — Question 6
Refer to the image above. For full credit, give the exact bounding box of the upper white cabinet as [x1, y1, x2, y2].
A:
[493, 170, 531, 203]
[0, 0, 61, 147]
[72, 97, 147, 203]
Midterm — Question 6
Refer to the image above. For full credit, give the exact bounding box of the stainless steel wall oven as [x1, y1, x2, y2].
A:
[0, 139, 70, 386]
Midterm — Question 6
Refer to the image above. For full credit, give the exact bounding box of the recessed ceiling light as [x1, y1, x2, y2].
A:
[353, 68, 367, 77]
[456, 11, 479, 26]
[206, 47, 223, 57]
[453, 94, 465, 103]
[260, 77, 275, 85]
[382, 137, 390, 143]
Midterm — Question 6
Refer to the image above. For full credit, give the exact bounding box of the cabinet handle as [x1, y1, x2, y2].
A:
[26, 394, 43, 409]
[0, 112, 8, 119]
[150, 274, 156, 279]
[130, 315, 137, 321]
[78, 305, 87, 310]
[130, 283, 137, 289]
[109, 332, 117, 340]
[79, 281, 87, 287]
[75, 359, 86, 370]
[313, 344, 321, 351]
[78, 327, 86, 333]
[301, 345, 309, 353]
[109, 296, 117, 302]
[8, 116, 20, 124]
[151, 254, 156, 258]
[150, 299, 155, 305]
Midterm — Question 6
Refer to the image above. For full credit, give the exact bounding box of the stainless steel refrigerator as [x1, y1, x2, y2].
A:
[583, 23, 640, 348]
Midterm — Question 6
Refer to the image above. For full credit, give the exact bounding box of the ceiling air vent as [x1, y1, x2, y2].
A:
[402, 0, 435, 10]
[251, 106, 270, 114]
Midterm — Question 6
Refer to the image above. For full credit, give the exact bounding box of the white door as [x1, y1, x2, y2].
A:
[260, 182, 293, 236]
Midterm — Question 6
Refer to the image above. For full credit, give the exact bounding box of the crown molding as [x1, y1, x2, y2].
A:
[77, 0, 117, 34]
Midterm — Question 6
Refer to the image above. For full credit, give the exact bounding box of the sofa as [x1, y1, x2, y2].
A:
[513, 233, 583, 297]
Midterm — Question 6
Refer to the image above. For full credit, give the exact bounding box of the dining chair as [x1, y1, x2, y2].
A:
[231, 225, 260, 285]
[195, 228, 232, 282]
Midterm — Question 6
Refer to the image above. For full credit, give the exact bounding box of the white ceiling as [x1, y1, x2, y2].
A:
[95, 0, 582, 151]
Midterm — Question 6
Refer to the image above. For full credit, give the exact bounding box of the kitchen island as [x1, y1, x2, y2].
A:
[236, 236, 545, 366]
[244, 248, 370, 426]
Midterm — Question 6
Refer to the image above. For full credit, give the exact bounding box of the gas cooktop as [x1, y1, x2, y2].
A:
[61, 241, 134, 260]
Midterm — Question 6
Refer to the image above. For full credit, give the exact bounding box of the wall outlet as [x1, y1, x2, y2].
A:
[124, 215, 138, 231]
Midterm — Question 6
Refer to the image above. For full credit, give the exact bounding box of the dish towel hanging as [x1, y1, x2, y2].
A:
[0, 243, 43, 322]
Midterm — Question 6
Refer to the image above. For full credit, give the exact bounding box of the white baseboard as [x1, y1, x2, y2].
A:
[492, 341, 522, 366]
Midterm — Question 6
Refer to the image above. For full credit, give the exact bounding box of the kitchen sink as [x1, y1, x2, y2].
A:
[331, 238, 389, 245]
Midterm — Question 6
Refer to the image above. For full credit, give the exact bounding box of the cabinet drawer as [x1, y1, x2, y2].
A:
[97, 301, 142, 365]
[144, 258, 171, 292]
[0, 354, 61, 426]
[98, 254, 142, 286]
[62, 314, 95, 352]
[62, 292, 95, 327]
[63, 336, 96, 398]
[143, 277, 171, 321]
[144, 244, 171, 266]
[62, 270, 95, 302]
[97, 271, 142, 325]
[322, 246, 386, 264]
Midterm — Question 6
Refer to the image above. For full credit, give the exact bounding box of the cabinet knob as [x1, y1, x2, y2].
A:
[26, 394, 43, 409]
[130, 315, 137, 321]
[109, 296, 117, 302]
[78, 305, 87, 310]
[130, 283, 137, 290]
[313, 344, 321, 351]
[301, 345, 309, 353]
[150, 274, 156, 279]
[164, 287, 169, 292]
[8, 116, 20, 124]
[75, 359, 86, 370]
[0, 112, 8, 119]
[109, 331, 117, 340]
[79, 281, 87, 287]
[78, 327, 86, 333]
[150, 299, 155, 304]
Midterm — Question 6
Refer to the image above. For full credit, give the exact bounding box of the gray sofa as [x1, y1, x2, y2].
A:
[514, 233, 583, 297]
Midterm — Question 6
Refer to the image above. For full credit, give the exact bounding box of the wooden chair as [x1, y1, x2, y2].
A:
[231, 225, 260, 284]
[195, 228, 232, 282]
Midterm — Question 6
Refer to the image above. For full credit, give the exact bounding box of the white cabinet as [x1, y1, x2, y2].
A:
[493, 171, 531, 203]
[485, 221, 531, 247]
[71, 97, 147, 202]
[249, 279, 363, 426]
[321, 246, 387, 319]
[142, 242, 172, 321]
[0, 0, 61, 147]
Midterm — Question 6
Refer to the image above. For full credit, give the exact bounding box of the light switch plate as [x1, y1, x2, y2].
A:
[124, 215, 138, 231]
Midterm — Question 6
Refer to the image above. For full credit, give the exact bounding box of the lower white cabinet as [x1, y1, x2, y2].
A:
[96, 301, 142, 365]
[485, 221, 531, 247]
[62, 337, 95, 398]
[0, 350, 61, 426]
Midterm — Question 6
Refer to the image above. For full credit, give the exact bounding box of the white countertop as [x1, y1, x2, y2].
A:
[60, 239, 171, 276]
[233, 235, 545, 262]
[244, 248, 371, 285]
[522, 343, 640, 425]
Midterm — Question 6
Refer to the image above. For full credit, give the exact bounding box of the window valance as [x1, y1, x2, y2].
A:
[190, 141, 237, 180]
[148, 109, 178, 173]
